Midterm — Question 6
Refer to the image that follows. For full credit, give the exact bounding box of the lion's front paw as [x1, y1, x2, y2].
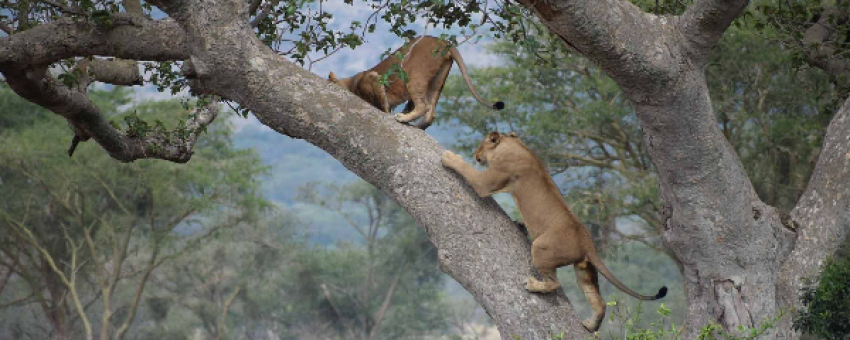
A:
[442, 151, 463, 168]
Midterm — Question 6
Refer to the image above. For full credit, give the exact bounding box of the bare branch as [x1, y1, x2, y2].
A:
[86, 58, 144, 86]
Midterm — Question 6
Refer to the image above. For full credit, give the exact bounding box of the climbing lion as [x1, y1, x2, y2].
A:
[328, 36, 504, 129]
[442, 131, 667, 332]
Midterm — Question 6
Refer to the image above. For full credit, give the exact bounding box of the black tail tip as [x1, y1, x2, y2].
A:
[493, 101, 505, 110]
[656, 286, 668, 299]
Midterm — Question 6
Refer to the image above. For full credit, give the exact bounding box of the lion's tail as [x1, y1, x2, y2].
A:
[587, 250, 667, 301]
[448, 47, 505, 110]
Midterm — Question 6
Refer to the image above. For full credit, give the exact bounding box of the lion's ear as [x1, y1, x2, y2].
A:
[328, 72, 338, 82]
[508, 131, 519, 138]
[487, 131, 501, 144]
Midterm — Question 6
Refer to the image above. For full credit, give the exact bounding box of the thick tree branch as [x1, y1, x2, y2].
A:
[776, 96, 850, 338]
[679, 0, 749, 62]
[0, 16, 188, 67]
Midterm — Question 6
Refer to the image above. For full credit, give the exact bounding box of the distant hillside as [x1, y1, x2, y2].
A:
[231, 114, 482, 245]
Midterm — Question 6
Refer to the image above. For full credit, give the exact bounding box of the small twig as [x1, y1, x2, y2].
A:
[40, 0, 87, 15]
[0, 20, 13, 35]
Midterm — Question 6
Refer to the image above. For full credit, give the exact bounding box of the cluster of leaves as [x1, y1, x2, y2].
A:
[695, 311, 785, 340]
[263, 1, 364, 65]
[794, 251, 850, 339]
[488, 3, 565, 67]
[0, 0, 125, 32]
[143, 61, 187, 95]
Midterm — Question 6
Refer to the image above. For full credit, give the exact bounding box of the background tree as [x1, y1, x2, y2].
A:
[294, 181, 450, 340]
[138, 211, 302, 340]
[2, 0, 850, 338]
[0, 86, 267, 340]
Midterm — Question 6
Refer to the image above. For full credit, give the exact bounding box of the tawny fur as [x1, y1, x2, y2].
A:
[442, 132, 667, 332]
[328, 36, 504, 129]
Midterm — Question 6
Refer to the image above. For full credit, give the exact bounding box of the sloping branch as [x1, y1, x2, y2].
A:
[678, 0, 749, 62]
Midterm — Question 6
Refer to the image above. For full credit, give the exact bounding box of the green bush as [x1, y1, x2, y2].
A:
[794, 253, 850, 339]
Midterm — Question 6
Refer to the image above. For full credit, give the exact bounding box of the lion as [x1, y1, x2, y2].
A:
[441, 131, 667, 332]
[328, 36, 504, 129]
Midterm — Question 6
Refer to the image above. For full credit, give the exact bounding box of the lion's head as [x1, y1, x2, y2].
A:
[474, 131, 520, 165]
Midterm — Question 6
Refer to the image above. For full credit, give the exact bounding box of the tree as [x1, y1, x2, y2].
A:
[140, 211, 302, 340]
[2, 0, 850, 339]
[295, 181, 450, 340]
[0, 87, 267, 340]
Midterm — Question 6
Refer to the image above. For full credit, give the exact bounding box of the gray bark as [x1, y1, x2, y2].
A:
[3, 0, 850, 339]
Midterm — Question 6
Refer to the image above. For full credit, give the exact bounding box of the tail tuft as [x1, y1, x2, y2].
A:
[493, 101, 505, 110]
[656, 286, 668, 299]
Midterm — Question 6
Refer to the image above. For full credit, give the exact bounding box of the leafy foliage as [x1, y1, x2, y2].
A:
[794, 252, 850, 339]
[0, 86, 268, 340]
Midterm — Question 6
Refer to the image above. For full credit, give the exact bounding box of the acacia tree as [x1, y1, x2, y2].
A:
[1, 0, 849, 339]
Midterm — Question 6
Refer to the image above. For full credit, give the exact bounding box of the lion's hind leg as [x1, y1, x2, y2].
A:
[525, 240, 561, 293]
[415, 60, 452, 129]
[575, 261, 606, 332]
[394, 80, 431, 124]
